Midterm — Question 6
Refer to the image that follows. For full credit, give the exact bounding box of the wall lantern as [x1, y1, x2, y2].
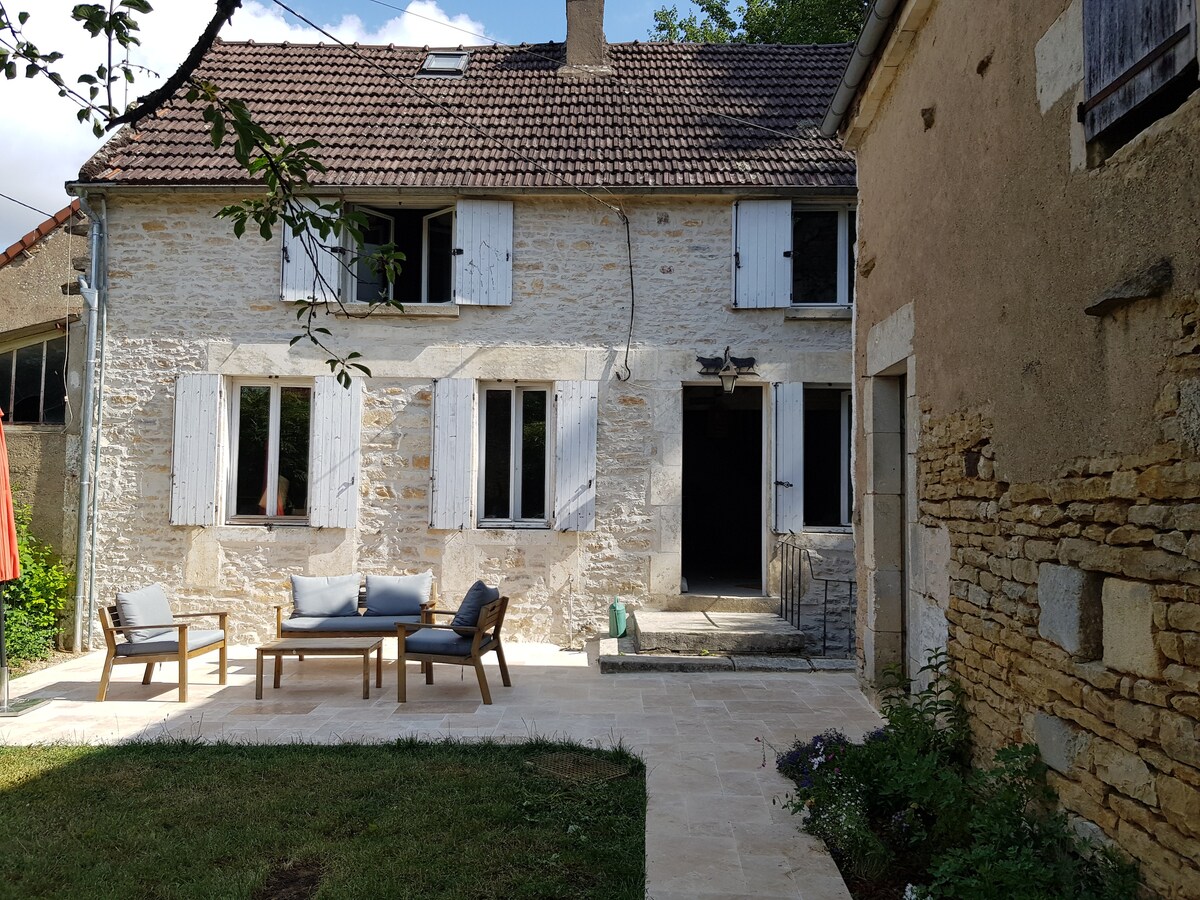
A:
[697, 346, 757, 394]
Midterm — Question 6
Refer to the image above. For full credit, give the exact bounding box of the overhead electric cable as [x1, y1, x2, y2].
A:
[0, 191, 53, 219]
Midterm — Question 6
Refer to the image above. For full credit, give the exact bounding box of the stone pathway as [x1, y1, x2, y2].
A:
[0, 643, 881, 899]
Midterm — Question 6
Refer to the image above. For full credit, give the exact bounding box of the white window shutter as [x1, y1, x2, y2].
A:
[430, 378, 475, 529]
[774, 383, 804, 533]
[453, 199, 514, 306]
[309, 376, 362, 528]
[734, 200, 792, 309]
[170, 373, 221, 526]
[554, 381, 599, 532]
[281, 197, 344, 304]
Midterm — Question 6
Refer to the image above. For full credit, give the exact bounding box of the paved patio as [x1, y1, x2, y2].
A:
[1, 643, 881, 900]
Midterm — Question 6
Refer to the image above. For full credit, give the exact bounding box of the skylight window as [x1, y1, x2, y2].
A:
[419, 51, 470, 76]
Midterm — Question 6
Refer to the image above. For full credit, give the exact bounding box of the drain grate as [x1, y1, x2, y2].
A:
[527, 751, 632, 784]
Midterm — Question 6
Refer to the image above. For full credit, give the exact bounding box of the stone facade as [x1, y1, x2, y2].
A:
[837, 0, 1200, 894]
[88, 192, 852, 648]
[0, 206, 87, 557]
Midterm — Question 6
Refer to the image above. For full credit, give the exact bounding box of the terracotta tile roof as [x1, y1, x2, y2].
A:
[79, 41, 855, 190]
[0, 200, 82, 271]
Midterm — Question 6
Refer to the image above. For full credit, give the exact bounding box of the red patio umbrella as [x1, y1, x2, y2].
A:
[0, 407, 26, 714]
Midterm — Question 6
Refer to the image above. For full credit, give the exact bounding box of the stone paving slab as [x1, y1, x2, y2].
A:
[0, 642, 881, 899]
[633, 610, 809, 654]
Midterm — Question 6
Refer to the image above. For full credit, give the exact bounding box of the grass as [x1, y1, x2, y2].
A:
[0, 738, 646, 900]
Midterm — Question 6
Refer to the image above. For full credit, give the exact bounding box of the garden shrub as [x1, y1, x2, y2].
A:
[776, 650, 1139, 900]
[0, 503, 70, 663]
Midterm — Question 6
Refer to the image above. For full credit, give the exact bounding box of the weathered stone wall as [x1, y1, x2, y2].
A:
[918, 298, 1200, 898]
[90, 192, 852, 647]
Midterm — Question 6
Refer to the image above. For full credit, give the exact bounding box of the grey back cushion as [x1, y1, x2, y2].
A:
[451, 581, 500, 637]
[115, 584, 176, 643]
[364, 571, 433, 616]
[291, 574, 361, 618]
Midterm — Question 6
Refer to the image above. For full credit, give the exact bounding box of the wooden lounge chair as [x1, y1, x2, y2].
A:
[97, 584, 228, 702]
[397, 591, 511, 705]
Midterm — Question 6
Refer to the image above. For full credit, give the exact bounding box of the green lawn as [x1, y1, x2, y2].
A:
[0, 739, 646, 899]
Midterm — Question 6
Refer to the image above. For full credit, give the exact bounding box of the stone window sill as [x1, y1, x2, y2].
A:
[334, 303, 460, 319]
[784, 306, 852, 321]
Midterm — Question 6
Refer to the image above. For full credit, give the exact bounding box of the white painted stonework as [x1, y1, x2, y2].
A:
[90, 193, 853, 645]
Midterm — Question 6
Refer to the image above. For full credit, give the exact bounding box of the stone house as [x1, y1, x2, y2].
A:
[0, 200, 87, 556]
[824, 0, 1200, 895]
[68, 2, 859, 648]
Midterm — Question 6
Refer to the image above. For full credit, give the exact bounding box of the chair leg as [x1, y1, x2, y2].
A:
[142, 662, 156, 685]
[178, 651, 188, 703]
[97, 654, 114, 702]
[474, 661, 492, 705]
[218, 642, 228, 685]
[495, 643, 512, 688]
[398, 649, 407, 703]
[426, 660, 434, 685]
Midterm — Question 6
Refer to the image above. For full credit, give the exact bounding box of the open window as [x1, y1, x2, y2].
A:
[348, 205, 455, 304]
[0, 335, 66, 425]
[733, 200, 856, 308]
[774, 383, 852, 532]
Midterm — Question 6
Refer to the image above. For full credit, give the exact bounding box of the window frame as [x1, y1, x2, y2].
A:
[476, 381, 553, 529]
[790, 203, 856, 308]
[225, 379, 314, 526]
[0, 332, 68, 426]
[800, 384, 853, 533]
[344, 203, 456, 306]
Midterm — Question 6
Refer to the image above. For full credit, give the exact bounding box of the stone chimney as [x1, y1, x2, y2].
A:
[563, 0, 611, 75]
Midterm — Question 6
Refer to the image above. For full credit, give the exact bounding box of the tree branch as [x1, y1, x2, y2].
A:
[106, 0, 240, 131]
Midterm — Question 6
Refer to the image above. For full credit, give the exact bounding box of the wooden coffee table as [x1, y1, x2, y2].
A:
[255, 638, 384, 700]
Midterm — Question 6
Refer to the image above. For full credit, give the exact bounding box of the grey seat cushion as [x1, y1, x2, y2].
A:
[451, 581, 500, 637]
[403, 629, 493, 657]
[291, 574, 360, 618]
[115, 584, 176, 643]
[364, 572, 432, 616]
[116, 628, 223, 656]
[281, 615, 421, 633]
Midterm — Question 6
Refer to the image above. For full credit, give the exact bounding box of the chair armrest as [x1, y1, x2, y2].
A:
[397, 621, 481, 634]
[423, 608, 463, 617]
[105, 623, 190, 635]
[174, 611, 229, 619]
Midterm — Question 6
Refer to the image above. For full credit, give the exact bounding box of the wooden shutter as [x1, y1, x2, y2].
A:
[554, 381, 599, 532]
[734, 200, 793, 309]
[430, 378, 475, 529]
[281, 197, 344, 303]
[170, 373, 221, 526]
[309, 376, 362, 528]
[453, 200, 514, 306]
[1082, 0, 1196, 140]
[773, 382, 804, 533]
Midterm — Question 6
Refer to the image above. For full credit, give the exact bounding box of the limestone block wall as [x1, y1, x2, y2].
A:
[90, 192, 853, 647]
[918, 297, 1200, 899]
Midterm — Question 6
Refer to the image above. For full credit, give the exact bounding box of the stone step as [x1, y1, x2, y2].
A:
[652, 594, 781, 614]
[590, 637, 856, 674]
[630, 610, 807, 655]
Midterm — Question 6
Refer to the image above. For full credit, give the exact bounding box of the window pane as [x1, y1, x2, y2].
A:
[0, 352, 11, 422]
[803, 388, 844, 526]
[846, 211, 856, 304]
[425, 209, 453, 303]
[792, 210, 839, 304]
[42, 337, 66, 425]
[277, 387, 311, 517]
[235, 386, 271, 516]
[482, 389, 512, 519]
[519, 390, 547, 520]
[11, 344, 43, 423]
[355, 210, 392, 303]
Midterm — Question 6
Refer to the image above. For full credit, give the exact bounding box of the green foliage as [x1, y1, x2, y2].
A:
[1, 504, 70, 663]
[775, 651, 1140, 899]
[651, 0, 868, 45]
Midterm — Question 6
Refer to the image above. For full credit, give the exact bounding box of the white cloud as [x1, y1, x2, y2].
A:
[0, 1, 490, 241]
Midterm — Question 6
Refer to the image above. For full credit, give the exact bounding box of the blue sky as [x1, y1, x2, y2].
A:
[0, 0, 704, 239]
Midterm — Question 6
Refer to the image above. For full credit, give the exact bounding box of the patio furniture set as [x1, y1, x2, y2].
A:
[96, 574, 511, 705]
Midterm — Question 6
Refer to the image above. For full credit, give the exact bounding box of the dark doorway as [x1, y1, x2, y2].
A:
[681, 385, 763, 595]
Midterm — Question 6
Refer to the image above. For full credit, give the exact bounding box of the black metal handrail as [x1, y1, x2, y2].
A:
[778, 535, 856, 658]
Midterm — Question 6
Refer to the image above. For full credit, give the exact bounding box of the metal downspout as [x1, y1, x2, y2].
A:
[70, 194, 106, 652]
[84, 264, 109, 650]
[820, 0, 904, 137]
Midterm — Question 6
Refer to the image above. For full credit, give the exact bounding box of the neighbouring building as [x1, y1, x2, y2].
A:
[825, 0, 1200, 895]
[69, 0, 859, 648]
[0, 200, 87, 557]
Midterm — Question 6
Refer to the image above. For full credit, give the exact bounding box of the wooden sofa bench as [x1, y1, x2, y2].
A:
[273, 574, 437, 644]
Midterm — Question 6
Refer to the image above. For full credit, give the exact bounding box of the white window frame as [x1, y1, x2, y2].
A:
[344, 204, 456, 305]
[226, 379, 314, 526]
[804, 384, 853, 532]
[421, 206, 456, 304]
[790, 203, 856, 308]
[477, 382, 553, 529]
[0, 333, 68, 426]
